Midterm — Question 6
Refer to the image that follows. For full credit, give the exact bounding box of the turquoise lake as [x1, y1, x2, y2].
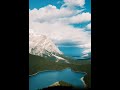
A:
[58, 47, 85, 59]
[29, 68, 86, 90]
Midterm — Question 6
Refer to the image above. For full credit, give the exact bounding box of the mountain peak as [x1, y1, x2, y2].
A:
[29, 32, 62, 56]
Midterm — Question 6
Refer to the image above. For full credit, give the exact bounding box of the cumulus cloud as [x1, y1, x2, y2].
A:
[82, 49, 91, 58]
[86, 23, 91, 30]
[63, 0, 85, 8]
[29, 5, 91, 24]
[82, 49, 91, 54]
[29, 22, 90, 45]
[61, 12, 91, 24]
[29, 5, 85, 24]
[29, 0, 91, 57]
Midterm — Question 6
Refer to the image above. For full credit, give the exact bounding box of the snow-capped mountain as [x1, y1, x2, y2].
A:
[29, 31, 62, 56]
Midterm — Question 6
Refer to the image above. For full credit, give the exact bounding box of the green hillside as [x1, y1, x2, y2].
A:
[29, 54, 91, 88]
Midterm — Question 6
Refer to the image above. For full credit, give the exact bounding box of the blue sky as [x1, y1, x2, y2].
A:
[29, 0, 91, 58]
[29, 0, 62, 9]
[29, 0, 91, 29]
[29, 0, 91, 12]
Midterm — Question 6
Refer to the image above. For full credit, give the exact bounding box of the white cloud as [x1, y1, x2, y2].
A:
[86, 23, 91, 30]
[81, 48, 91, 58]
[82, 49, 91, 54]
[29, 5, 84, 24]
[79, 43, 91, 49]
[60, 12, 91, 24]
[29, 0, 91, 57]
[82, 54, 89, 57]
[29, 5, 90, 24]
[70, 12, 91, 23]
[63, 0, 85, 7]
[29, 21, 91, 56]
[29, 22, 90, 45]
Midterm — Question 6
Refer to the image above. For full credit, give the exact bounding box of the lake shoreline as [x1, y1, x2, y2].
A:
[81, 77, 86, 88]
[29, 68, 87, 88]
[29, 67, 87, 77]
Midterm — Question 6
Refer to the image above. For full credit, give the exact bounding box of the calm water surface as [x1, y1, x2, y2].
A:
[29, 68, 86, 90]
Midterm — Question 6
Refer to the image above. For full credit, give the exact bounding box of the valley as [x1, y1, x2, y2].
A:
[29, 54, 91, 88]
[29, 31, 91, 89]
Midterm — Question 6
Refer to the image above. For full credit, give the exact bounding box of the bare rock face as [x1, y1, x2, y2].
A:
[29, 31, 62, 56]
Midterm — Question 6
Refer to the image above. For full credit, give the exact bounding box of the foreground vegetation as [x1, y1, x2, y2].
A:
[49, 81, 73, 87]
[40, 81, 82, 90]
[29, 54, 91, 88]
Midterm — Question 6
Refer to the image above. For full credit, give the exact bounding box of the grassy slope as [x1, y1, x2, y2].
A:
[29, 54, 91, 88]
